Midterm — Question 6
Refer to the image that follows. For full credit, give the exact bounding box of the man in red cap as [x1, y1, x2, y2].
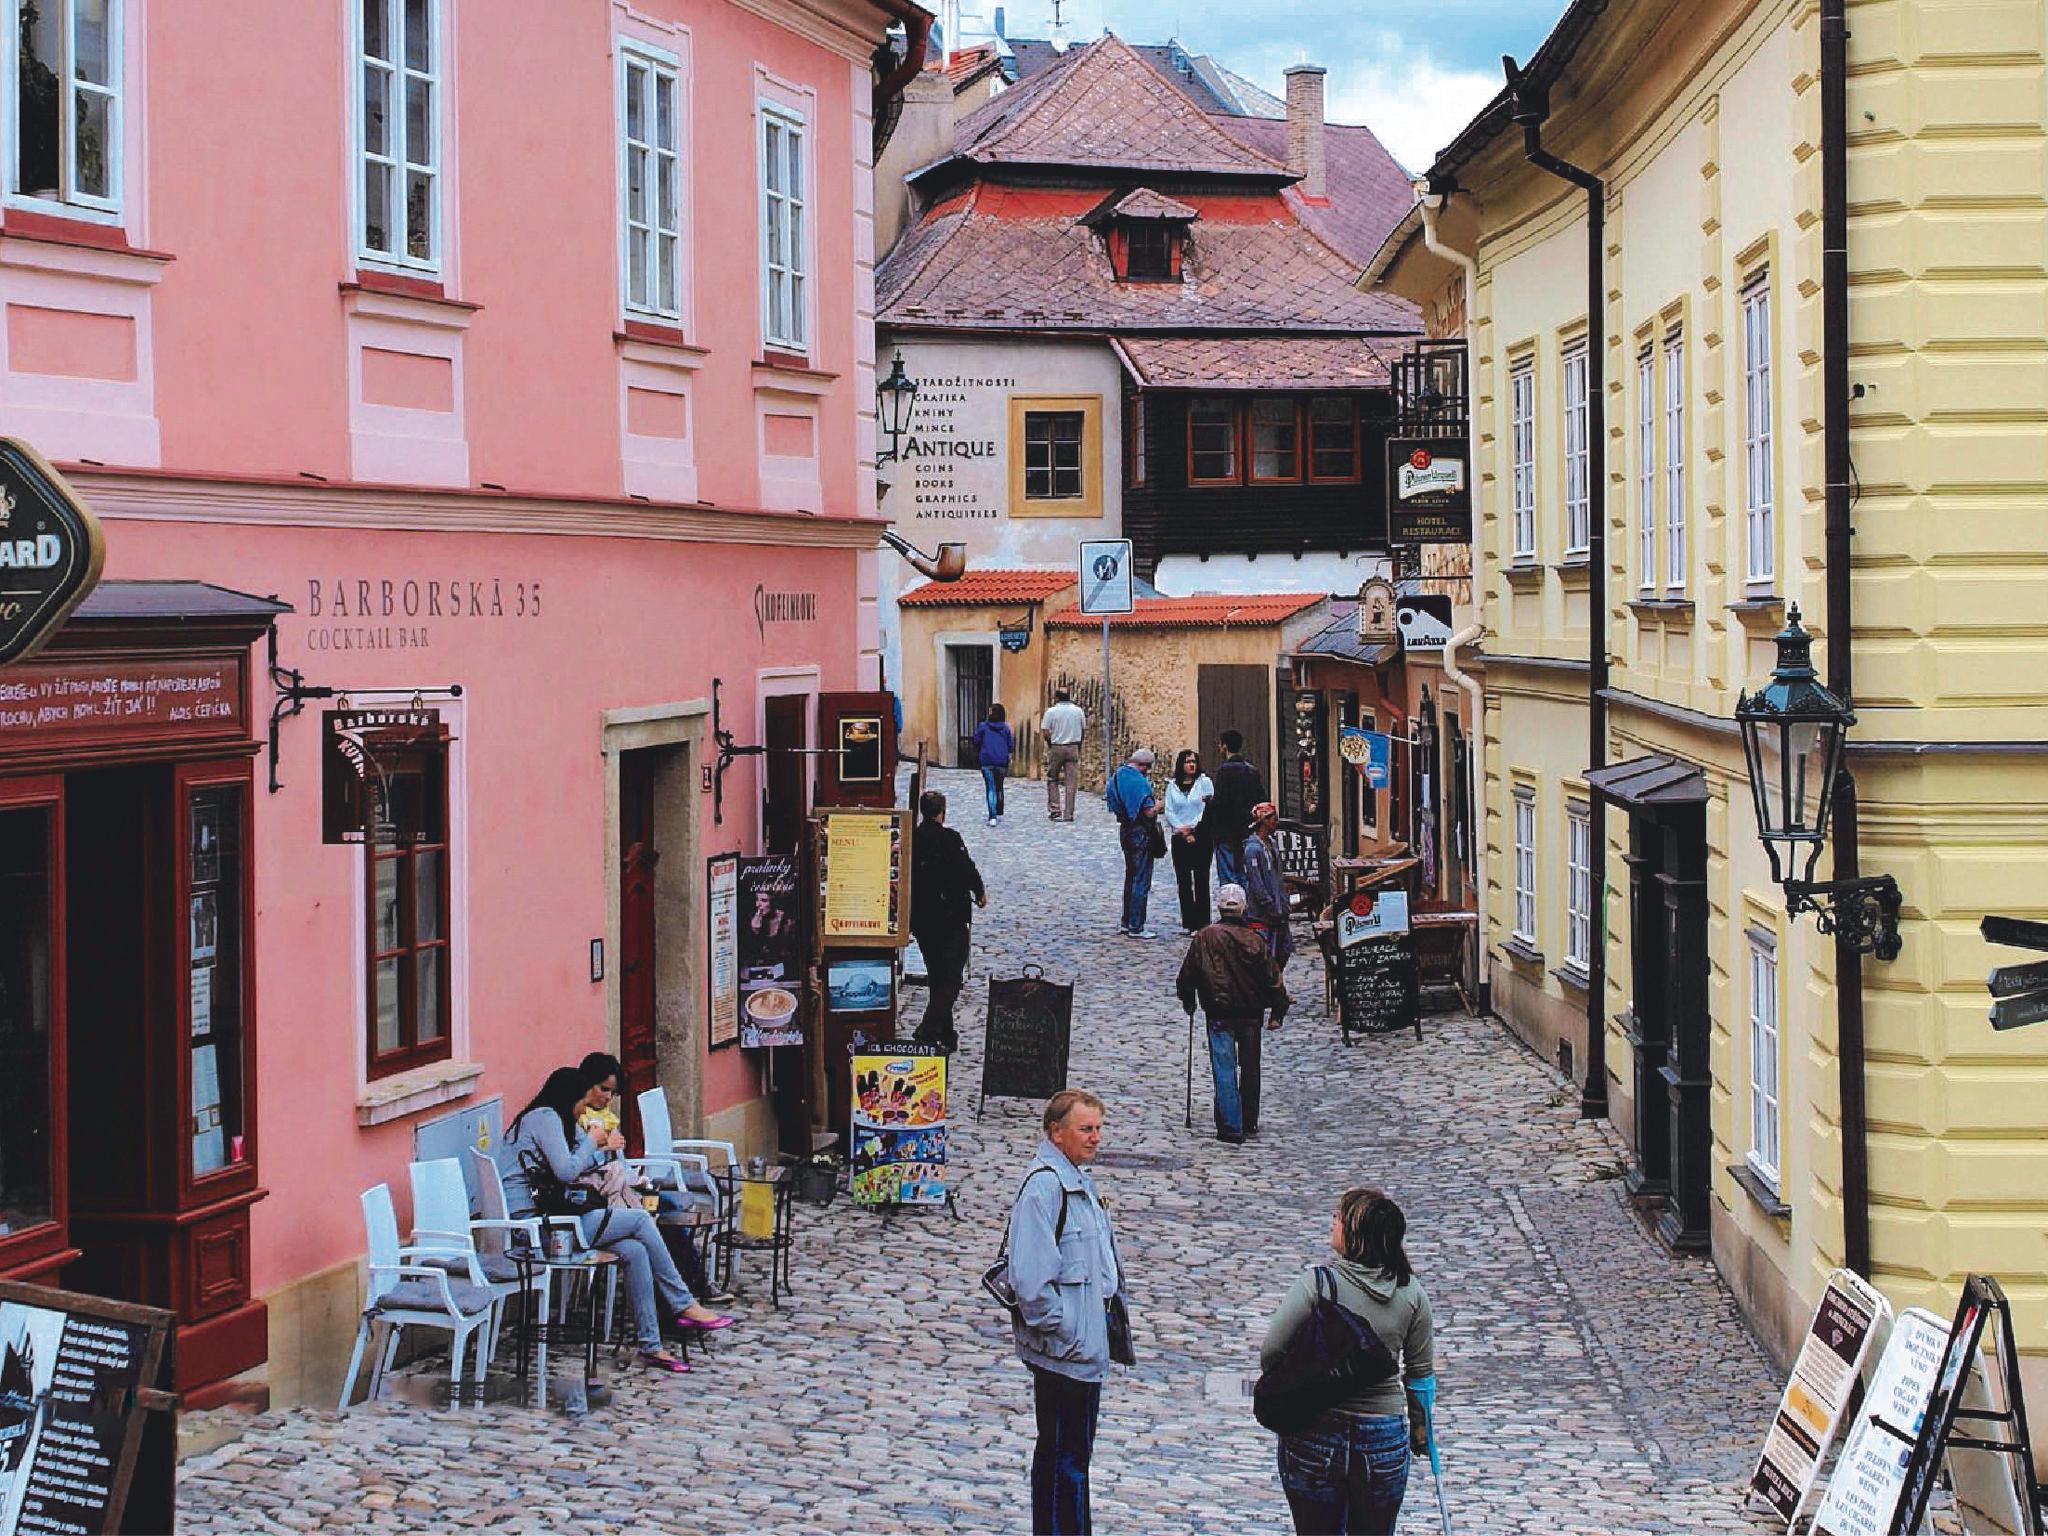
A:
[1240, 802, 1293, 967]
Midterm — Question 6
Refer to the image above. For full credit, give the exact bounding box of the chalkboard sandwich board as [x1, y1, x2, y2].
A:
[980, 965, 1073, 1118]
[1333, 889, 1420, 1044]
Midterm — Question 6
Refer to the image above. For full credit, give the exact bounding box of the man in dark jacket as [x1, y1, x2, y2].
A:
[911, 789, 985, 1052]
[1175, 883, 1289, 1143]
[1207, 729, 1266, 890]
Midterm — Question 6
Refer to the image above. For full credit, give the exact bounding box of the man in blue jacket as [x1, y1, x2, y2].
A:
[1104, 746, 1161, 938]
[1007, 1089, 1126, 1535]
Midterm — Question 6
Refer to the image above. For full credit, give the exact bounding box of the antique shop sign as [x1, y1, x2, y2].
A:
[320, 708, 448, 845]
[1747, 1268, 1888, 1528]
[900, 372, 1012, 523]
[1385, 437, 1472, 544]
[0, 439, 105, 665]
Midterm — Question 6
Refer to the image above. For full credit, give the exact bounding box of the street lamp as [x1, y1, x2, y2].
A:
[876, 351, 918, 464]
[1734, 603, 1902, 960]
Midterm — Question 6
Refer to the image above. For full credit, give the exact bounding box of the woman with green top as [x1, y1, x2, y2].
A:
[1259, 1187, 1437, 1534]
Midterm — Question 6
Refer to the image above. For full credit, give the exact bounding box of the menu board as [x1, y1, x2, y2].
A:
[1269, 822, 1328, 896]
[0, 1285, 169, 1536]
[1334, 889, 1418, 1042]
[850, 1043, 947, 1205]
[818, 810, 908, 947]
[979, 970, 1074, 1116]
[706, 854, 739, 1050]
[1813, 1308, 1949, 1536]
[1749, 1268, 1888, 1528]
[736, 854, 803, 1049]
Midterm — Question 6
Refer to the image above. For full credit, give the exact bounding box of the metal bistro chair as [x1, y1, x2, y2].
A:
[470, 1148, 619, 1348]
[409, 1156, 546, 1377]
[339, 1184, 496, 1409]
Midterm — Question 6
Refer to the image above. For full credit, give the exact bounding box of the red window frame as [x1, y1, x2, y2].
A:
[178, 762, 260, 1199]
[0, 775, 67, 1280]
[365, 756, 453, 1080]
[1308, 398, 1362, 483]
[1126, 395, 1146, 487]
[1248, 398, 1302, 483]
[1186, 397, 1241, 485]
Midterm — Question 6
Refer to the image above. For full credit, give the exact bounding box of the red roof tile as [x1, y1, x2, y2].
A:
[898, 568, 1076, 608]
[1046, 593, 1327, 629]
[1107, 187, 1200, 222]
[1212, 117, 1419, 270]
[1112, 335, 1393, 390]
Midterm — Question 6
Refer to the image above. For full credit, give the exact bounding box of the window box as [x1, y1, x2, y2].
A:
[1552, 558, 1592, 589]
[356, 1058, 484, 1128]
[1501, 936, 1545, 969]
[1502, 562, 1544, 591]
[1728, 1160, 1790, 1220]
[1552, 963, 1590, 995]
[1726, 595, 1784, 634]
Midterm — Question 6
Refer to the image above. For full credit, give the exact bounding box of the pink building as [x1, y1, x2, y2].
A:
[0, 0, 925, 1410]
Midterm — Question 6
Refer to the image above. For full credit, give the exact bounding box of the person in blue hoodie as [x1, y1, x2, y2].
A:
[1104, 746, 1161, 938]
[973, 703, 1015, 824]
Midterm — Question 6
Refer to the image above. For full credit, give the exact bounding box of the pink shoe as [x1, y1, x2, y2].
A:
[640, 1350, 692, 1373]
[673, 1313, 735, 1332]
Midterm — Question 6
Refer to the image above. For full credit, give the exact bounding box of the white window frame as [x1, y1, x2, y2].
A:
[4, 0, 124, 218]
[1663, 329, 1686, 592]
[1562, 339, 1589, 557]
[1512, 789, 1537, 946]
[618, 40, 683, 322]
[1565, 801, 1592, 972]
[354, 0, 441, 271]
[1509, 359, 1536, 561]
[1636, 346, 1655, 593]
[1743, 274, 1775, 588]
[758, 99, 808, 354]
[1747, 929, 1781, 1187]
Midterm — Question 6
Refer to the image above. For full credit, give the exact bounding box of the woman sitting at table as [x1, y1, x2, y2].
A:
[497, 1066, 733, 1373]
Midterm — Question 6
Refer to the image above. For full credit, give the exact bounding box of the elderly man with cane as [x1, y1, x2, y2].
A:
[1176, 884, 1289, 1144]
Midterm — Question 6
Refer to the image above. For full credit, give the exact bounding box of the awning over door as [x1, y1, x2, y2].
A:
[1586, 753, 1707, 810]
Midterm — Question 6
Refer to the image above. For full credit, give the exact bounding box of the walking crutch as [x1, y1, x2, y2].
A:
[1418, 1388, 1451, 1535]
[1184, 1007, 1196, 1129]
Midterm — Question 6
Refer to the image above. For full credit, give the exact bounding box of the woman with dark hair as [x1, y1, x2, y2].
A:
[1162, 748, 1214, 931]
[496, 1066, 733, 1373]
[575, 1051, 628, 1149]
[1259, 1187, 1437, 1534]
[973, 702, 1014, 825]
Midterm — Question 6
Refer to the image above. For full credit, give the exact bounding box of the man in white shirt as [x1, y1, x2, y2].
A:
[1040, 688, 1086, 822]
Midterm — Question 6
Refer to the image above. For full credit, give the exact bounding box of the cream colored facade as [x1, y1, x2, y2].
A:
[1375, 0, 2048, 1429]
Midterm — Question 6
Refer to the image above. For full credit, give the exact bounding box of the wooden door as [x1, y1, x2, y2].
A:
[618, 751, 660, 1150]
[0, 776, 67, 1285]
[1197, 664, 1271, 788]
[763, 694, 807, 853]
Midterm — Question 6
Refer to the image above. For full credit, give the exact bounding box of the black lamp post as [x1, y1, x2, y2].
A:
[875, 351, 918, 465]
[1735, 604, 1902, 960]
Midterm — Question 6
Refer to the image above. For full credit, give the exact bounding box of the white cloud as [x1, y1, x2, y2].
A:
[1324, 51, 1500, 176]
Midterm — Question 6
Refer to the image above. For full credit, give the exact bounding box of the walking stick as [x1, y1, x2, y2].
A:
[1184, 1007, 1196, 1129]
[1425, 1411, 1451, 1535]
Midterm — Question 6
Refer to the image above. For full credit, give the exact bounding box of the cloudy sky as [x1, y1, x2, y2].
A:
[990, 0, 1563, 173]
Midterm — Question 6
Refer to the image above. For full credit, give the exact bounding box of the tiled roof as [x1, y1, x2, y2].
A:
[898, 568, 1076, 608]
[949, 35, 1288, 177]
[1214, 117, 1418, 269]
[1112, 335, 1393, 390]
[1108, 187, 1200, 221]
[1009, 37, 1241, 116]
[879, 184, 1419, 333]
[945, 44, 1005, 94]
[1046, 593, 1327, 630]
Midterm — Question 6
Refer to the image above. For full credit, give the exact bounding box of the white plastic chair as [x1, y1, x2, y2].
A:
[409, 1157, 542, 1376]
[338, 1184, 496, 1409]
[633, 1087, 736, 1219]
[471, 1148, 616, 1355]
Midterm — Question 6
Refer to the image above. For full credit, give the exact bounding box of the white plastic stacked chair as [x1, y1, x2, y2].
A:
[338, 1184, 496, 1408]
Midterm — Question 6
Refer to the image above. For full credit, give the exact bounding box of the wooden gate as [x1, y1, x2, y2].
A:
[1197, 664, 1271, 787]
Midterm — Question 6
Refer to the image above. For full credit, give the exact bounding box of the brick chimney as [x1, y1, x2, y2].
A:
[1284, 63, 1327, 201]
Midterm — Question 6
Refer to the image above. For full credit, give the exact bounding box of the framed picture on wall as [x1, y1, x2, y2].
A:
[837, 716, 885, 784]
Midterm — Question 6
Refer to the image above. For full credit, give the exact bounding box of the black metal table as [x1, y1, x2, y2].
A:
[654, 1166, 738, 1292]
[506, 1245, 620, 1408]
[715, 1164, 795, 1308]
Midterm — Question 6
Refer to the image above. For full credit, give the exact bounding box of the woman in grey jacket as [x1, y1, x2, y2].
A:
[1260, 1187, 1436, 1534]
[496, 1067, 732, 1373]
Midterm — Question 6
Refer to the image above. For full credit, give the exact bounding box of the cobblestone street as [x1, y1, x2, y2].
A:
[180, 768, 1789, 1535]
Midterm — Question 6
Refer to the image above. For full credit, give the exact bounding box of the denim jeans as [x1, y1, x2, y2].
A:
[578, 1205, 695, 1349]
[1277, 1413, 1410, 1535]
[1214, 836, 1245, 891]
[982, 766, 1007, 818]
[1120, 823, 1155, 932]
[1029, 1365, 1101, 1534]
[1206, 1016, 1263, 1137]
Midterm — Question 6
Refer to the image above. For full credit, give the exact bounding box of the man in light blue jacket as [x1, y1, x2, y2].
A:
[1007, 1089, 1127, 1535]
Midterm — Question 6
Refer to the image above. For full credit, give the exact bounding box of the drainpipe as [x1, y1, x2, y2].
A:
[1507, 59, 1609, 1119]
[1418, 186, 1489, 1002]
[1819, 0, 1870, 1279]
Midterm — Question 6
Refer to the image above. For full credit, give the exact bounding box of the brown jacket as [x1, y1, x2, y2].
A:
[1176, 916, 1290, 1022]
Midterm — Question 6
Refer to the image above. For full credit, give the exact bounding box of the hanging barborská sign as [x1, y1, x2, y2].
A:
[1384, 437, 1472, 544]
[321, 707, 452, 845]
[0, 438, 107, 665]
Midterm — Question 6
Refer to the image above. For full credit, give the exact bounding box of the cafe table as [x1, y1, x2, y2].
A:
[505, 1245, 622, 1409]
[716, 1163, 796, 1309]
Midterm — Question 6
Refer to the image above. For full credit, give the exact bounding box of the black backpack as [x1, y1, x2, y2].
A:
[1252, 1266, 1400, 1435]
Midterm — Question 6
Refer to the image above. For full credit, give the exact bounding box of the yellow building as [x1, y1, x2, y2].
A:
[1371, 0, 2048, 1430]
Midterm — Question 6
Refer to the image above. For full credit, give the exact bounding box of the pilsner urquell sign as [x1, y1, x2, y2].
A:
[1385, 436, 1472, 544]
[0, 439, 106, 665]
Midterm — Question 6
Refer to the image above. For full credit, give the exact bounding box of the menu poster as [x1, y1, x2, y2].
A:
[0, 1283, 170, 1536]
[1748, 1268, 1888, 1528]
[819, 810, 908, 948]
[706, 855, 739, 1050]
[1813, 1308, 1949, 1536]
[851, 1043, 947, 1206]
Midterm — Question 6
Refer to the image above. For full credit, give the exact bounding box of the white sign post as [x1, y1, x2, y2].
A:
[1078, 540, 1134, 784]
[1813, 1307, 1950, 1536]
[1749, 1268, 1891, 1529]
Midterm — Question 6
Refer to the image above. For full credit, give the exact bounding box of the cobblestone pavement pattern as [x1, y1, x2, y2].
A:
[182, 767, 1800, 1535]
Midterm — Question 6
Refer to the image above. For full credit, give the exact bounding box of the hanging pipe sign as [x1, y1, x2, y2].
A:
[0, 438, 106, 665]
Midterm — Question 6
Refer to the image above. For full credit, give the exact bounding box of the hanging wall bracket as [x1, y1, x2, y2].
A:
[266, 624, 464, 793]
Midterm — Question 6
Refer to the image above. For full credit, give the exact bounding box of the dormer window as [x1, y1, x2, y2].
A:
[1081, 187, 1198, 284]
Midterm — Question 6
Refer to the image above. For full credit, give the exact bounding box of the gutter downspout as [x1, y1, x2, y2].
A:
[1509, 61, 1609, 1119]
[1418, 187, 1490, 1006]
[873, 6, 934, 141]
[1819, 0, 1871, 1279]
